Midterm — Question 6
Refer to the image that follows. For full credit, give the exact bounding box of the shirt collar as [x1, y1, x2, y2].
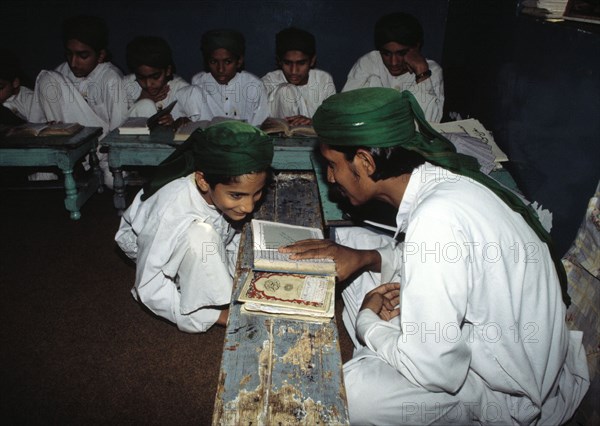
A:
[394, 162, 429, 237]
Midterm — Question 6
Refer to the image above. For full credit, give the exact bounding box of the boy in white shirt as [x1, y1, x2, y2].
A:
[0, 49, 34, 122]
[261, 27, 336, 126]
[343, 12, 444, 123]
[123, 36, 189, 125]
[176, 29, 269, 127]
[30, 15, 128, 188]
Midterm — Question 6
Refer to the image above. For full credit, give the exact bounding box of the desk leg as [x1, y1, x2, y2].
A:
[62, 168, 81, 220]
[89, 146, 104, 193]
[112, 167, 126, 216]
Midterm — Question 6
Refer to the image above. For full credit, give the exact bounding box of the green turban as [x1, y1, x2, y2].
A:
[313, 88, 570, 306]
[201, 29, 245, 58]
[141, 121, 273, 200]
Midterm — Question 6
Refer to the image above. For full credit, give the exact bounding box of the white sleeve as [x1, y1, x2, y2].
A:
[358, 213, 472, 393]
[403, 60, 444, 123]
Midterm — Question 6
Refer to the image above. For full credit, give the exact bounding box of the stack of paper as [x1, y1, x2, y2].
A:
[521, 0, 568, 19]
[430, 118, 509, 172]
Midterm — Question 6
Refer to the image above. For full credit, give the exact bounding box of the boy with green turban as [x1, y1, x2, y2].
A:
[115, 121, 273, 333]
[281, 88, 589, 424]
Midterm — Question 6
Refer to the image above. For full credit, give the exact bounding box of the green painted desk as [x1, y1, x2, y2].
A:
[0, 127, 103, 220]
[101, 129, 347, 223]
[213, 171, 349, 425]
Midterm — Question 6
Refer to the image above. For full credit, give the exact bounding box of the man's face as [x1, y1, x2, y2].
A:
[379, 41, 412, 77]
[134, 65, 172, 97]
[279, 50, 315, 86]
[320, 144, 372, 206]
[0, 78, 18, 104]
[65, 39, 105, 78]
[196, 171, 267, 222]
[207, 48, 243, 85]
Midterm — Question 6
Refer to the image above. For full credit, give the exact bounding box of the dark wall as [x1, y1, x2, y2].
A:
[2, 0, 448, 92]
[443, 0, 600, 256]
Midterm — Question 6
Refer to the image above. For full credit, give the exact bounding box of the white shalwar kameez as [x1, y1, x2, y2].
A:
[177, 71, 269, 126]
[261, 69, 336, 118]
[2, 86, 34, 121]
[122, 74, 189, 119]
[342, 51, 444, 123]
[341, 163, 590, 425]
[115, 174, 239, 333]
[30, 62, 129, 188]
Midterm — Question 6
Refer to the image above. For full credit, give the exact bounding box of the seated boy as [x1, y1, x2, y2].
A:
[0, 49, 34, 122]
[123, 36, 189, 126]
[261, 27, 336, 126]
[115, 121, 274, 332]
[342, 12, 444, 123]
[30, 15, 128, 187]
[176, 29, 269, 127]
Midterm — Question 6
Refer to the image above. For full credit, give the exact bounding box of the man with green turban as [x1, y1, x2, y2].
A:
[115, 121, 273, 333]
[281, 88, 589, 424]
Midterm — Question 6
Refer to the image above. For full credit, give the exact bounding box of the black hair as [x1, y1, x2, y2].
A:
[62, 15, 109, 54]
[329, 144, 426, 181]
[275, 27, 316, 59]
[203, 168, 274, 189]
[374, 12, 424, 49]
[0, 49, 27, 83]
[126, 36, 176, 74]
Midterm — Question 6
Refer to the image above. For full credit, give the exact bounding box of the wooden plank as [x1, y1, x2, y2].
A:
[213, 171, 349, 425]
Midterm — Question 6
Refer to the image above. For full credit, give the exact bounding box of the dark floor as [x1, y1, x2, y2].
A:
[0, 185, 354, 425]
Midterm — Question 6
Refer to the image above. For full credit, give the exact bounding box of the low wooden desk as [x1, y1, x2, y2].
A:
[0, 127, 103, 220]
[100, 129, 346, 223]
[213, 171, 349, 425]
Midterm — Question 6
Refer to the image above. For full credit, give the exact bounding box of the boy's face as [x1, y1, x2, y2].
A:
[379, 41, 413, 77]
[134, 65, 172, 97]
[0, 78, 19, 104]
[65, 39, 106, 78]
[279, 50, 315, 86]
[195, 171, 267, 222]
[207, 48, 243, 85]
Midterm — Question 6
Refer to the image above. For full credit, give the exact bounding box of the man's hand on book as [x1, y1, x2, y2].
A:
[278, 239, 381, 282]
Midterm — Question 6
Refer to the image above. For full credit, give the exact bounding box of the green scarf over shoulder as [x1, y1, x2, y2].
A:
[313, 88, 570, 306]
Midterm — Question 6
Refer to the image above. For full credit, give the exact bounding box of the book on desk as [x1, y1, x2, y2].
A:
[118, 100, 177, 135]
[5, 122, 83, 138]
[237, 219, 336, 321]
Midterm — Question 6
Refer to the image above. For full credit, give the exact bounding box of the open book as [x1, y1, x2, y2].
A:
[260, 117, 317, 137]
[238, 271, 335, 321]
[252, 219, 336, 275]
[6, 122, 83, 137]
[119, 100, 177, 135]
[430, 118, 509, 165]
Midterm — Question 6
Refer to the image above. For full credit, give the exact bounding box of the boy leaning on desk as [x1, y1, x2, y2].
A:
[115, 121, 273, 333]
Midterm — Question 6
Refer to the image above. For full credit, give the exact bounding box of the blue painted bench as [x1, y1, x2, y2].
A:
[0, 127, 103, 220]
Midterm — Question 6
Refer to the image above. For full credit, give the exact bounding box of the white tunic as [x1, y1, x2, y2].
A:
[115, 174, 239, 333]
[261, 69, 336, 118]
[122, 74, 189, 119]
[342, 50, 444, 123]
[177, 71, 269, 126]
[343, 163, 590, 425]
[30, 62, 128, 135]
[2, 86, 34, 121]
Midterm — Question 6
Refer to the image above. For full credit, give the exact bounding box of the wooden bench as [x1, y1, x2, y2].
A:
[213, 171, 349, 425]
[0, 127, 103, 220]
